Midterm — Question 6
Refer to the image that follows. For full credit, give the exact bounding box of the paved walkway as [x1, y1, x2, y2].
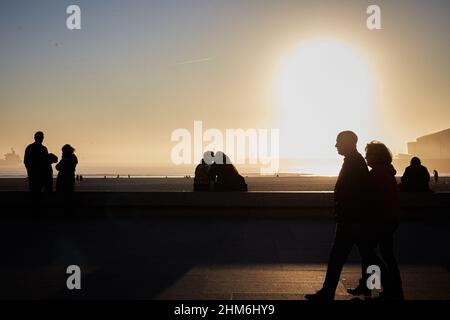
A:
[1, 219, 449, 299]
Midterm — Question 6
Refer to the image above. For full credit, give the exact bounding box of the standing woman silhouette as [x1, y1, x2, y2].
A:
[56, 144, 78, 192]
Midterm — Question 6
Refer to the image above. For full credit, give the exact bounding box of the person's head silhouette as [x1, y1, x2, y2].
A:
[365, 141, 392, 168]
[202, 151, 215, 165]
[62, 144, 75, 157]
[214, 151, 232, 165]
[215, 151, 224, 164]
[34, 131, 44, 144]
[410, 156, 421, 166]
[335, 131, 358, 156]
[48, 153, 58, 164]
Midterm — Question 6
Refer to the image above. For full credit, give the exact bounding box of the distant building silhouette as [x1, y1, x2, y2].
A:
[407, 129, 450, 159]
[0, 148, 21, 166]
[394, 129, 450, 173]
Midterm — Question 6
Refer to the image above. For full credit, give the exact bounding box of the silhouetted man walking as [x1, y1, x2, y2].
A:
[305, 131, 378, 301]
[24, 131, 49, 192]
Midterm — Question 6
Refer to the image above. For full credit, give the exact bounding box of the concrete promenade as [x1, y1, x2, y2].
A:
[1, 193, 449, 299]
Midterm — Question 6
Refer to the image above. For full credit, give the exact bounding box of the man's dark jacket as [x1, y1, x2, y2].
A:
[334, 150, 371, 223]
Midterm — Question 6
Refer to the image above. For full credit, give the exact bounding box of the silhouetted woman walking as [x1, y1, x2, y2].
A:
[365, 141, 403, 300]
[56, 144, 78, 192]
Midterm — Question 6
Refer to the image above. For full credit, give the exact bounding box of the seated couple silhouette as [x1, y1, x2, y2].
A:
[305, 131, 404, 301]
[24, 131, 78, 193]
[193, 151, 248, 192]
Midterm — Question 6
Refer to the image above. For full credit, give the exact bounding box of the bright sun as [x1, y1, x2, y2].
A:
[277, 39, 376, 160]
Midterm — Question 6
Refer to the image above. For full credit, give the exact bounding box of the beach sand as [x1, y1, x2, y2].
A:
[1, 176, 449, 192]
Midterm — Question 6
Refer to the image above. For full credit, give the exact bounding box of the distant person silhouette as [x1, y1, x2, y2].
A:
[24, 131, 49, 192]
[399, 157, 431, 192]
[433, 170, 439, 184]
[211, 152, 247, 192]
[55, 144, 78, 192]
[305, 131, 378, 301]
[194, 151, 215, 192]
[347, 141, 403, 300]
[44, 153, 58, 192]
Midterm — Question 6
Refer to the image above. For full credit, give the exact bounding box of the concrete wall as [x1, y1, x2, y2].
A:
[2, 191, 449, 221]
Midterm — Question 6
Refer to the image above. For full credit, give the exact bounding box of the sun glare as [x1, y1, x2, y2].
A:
[277, 39, 375, 160]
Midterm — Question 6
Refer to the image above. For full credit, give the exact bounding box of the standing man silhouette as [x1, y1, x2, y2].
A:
[24, 131, 49, 192]
[305, 131, 379, 301]
[433, 170, 439, 185]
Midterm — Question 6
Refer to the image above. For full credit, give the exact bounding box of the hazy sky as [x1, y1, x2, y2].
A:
[1, 0, 449, 170]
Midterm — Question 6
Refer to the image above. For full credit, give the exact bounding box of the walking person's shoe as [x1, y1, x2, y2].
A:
[304, 289, 334, 301]
[347, 280, 372, 297]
